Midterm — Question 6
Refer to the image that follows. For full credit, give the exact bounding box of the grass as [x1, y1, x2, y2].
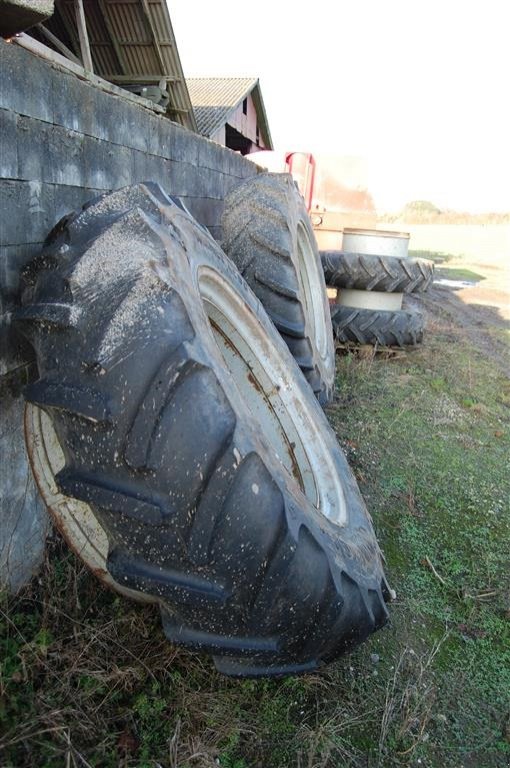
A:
[409, 249, 486, 282]
[409, 249, 454, 264]
[1, 281, 509, 767]
[433, 267, 486, 282]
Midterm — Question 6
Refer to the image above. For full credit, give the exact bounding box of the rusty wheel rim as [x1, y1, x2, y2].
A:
[24, 403, 155, 603]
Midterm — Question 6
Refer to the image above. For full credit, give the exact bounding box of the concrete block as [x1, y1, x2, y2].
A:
[52, 58, 159, 154]
[0, 322, 34, 377]
[0, 179, 54, 246]
[242, 158, 260, 178]
[0, 376, 49, 594]
[183, 197, 224, 229]
[188, 167, 225, 201]
[0, 108, 18, 179]
[168, 160, 203, 198]
[17, 116, 86, 187]
[83, 137, 133, 191]
[53, 184, 101, 224]
[166, 123, 199, 165]
[0, 242, 40, 301]
[53, 128, 86, 187]
[229, 150, 259, 179]
[223, 174, 244, 197]
[168, 162, 225, 200]
[197, 138, 232, 174]
[0, 39, 54, 123]
[52, 68, 96, 138]
[205, 170, 228, 200]
[132, 148, 171, 192]
[114, 98, 152, 154]
[147, 113, 167, 157]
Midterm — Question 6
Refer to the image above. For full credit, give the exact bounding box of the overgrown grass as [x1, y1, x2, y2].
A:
[1, 308, 509, 767]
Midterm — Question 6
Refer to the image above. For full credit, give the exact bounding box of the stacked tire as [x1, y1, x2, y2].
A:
[15, 178, 391, 678]
[322, 228, 434, 348]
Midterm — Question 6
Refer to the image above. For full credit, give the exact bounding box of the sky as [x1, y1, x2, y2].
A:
[170, 0, 509, 213]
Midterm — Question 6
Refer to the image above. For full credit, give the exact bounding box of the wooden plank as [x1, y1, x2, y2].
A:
[167, 106, 190, 116]
[36, 24, 82, 65]
[53, 2, 82, 60]
[74, 0, 93, 72]
[103, 74, 178, 84]
[14, 34, 165, 114]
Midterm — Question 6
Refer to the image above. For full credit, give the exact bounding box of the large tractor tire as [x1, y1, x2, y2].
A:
[222, 173, 335, 406]
[16, 183, 390, 677]
[321, 251, 434, 293]
[331, 305, 424, 347]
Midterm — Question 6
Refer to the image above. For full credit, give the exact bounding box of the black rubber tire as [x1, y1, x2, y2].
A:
[331, 305, 424, 347]
[321, 250, 434, 293]
[222, 173, 335, 406]
[16, 183, 390, 678]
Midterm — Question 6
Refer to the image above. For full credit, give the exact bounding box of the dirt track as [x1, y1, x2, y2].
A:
[408, 284, 510, 378]
[404, 224, 509, 377]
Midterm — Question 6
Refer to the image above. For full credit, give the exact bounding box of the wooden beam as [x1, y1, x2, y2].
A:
[53, 3, 81, 60]
[167, 106, 190, 116]
[140, 0, 166, 72]
[15, 34, 165, 114]
[97, 0, 128, 75]
[36, 24, 82, 65]
[74, 0, 93, 72]
[102, 74, 178, 84]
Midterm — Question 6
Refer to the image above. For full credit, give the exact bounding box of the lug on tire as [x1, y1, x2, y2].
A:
[222, 172, 335, 405]
[331, 305, 424, 347]
[321, 251, 434, 293]
[16, 183, 390, 677]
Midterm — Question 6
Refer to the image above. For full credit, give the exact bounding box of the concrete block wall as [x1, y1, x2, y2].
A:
[0, 39, 259, 592]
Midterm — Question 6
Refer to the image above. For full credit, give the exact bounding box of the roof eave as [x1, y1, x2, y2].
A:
[250, 79, 274, 151]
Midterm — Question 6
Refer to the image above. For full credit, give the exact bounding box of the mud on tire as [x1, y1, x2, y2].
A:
[222, 173, 335, 405]
[16, 183, 390, 677]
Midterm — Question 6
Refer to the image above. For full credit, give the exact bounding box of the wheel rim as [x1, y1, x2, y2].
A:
[337, 288, 404, 311]
[296, 222, 330, 361]
[199, 266, 346, 525]
[24, 404, 155, 602]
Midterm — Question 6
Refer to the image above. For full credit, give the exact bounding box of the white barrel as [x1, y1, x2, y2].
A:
[342, 228, 410, 258]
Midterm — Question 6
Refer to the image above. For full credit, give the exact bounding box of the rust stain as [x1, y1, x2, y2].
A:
[209, 320, 304, 491]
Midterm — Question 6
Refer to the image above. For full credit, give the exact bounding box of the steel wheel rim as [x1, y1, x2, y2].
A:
[24, 403, 155, 602]
[199, 266, 346, 525]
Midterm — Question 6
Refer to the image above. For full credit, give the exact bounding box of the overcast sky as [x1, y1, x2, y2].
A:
[170, 0, 509, 212]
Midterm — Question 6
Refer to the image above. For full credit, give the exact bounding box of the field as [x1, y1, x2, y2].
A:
[1, 225, 509, 768]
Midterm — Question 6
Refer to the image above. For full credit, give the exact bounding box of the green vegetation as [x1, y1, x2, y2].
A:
[1, 279, 509, 767]
[402, 200, 442, 216]
[409, 249, 454, 264]
[409, 249, 485, 282]
[433, 266, 486, 282]
[380, 209, 510, 225]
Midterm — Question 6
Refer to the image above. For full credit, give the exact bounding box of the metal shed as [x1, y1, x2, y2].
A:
[28, 0, 197, 131]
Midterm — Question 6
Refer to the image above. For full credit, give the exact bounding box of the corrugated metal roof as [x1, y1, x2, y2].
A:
[186, 77, 273, 150]
[37, 0, 197, 131]
[187, 77, 257, 137]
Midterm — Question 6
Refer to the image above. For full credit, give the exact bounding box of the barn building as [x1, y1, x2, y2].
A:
[186, 77, 273, 155]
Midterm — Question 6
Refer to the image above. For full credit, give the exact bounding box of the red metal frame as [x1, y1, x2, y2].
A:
[284, 152, 316, 212]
